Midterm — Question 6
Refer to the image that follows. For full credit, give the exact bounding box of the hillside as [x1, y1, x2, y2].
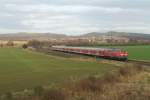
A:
[0, 33, 67, 40]
[0, 31, 150, 41]
[81, 31, 150, 40]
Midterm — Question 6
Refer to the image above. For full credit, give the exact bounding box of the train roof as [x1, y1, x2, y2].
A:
[52, 46, 122, 51]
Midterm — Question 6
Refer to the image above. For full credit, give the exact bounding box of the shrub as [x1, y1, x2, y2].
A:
[135, 64, 143, 71]
[41, 89, 67, 100]
[6, 41, 14, 47]
[76, 76, 103, 92]
[28, 40, 41, 49]
[119, 65, 144, 77]
[103, 72, 120, 83]
[119, 66, 133, 76]
[22, 44, 28, 49]
[4, 92, 13, 100]
[34, 86, 44, 97]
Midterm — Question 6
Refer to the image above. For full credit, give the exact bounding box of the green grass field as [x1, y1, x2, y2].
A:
[91, 45, 150, 61]
[0, 48, 117, 93]
[116, 45, 150, 61]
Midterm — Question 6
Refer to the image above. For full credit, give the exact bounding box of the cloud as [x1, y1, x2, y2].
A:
[0, 0, 150, 34]
[5, 3, 141, 14]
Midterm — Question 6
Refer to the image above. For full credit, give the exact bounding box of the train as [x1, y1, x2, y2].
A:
[52, 46, 128, 61]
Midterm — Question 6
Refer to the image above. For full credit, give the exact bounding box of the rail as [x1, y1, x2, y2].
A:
[127, 59, 150, 66]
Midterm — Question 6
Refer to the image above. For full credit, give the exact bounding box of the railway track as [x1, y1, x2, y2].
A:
[127, 59, 150, 66]
[42, 47, 150, 66]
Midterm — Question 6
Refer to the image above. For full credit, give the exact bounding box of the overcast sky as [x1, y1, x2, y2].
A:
[0, 0, 150, 35]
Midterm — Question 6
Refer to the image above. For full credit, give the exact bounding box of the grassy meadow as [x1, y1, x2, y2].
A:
[0, 48, 117, 93]
[0, 45, 149, 93]
[116, 45, 150, 61]
[89, 45, 150, 61]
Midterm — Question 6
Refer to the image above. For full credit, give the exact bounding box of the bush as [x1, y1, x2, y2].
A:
[119, 65, 143, 77]
[22, 44, 28, 49]
[41, 89, 67, 100]
[135, 64, 143, 71]
[34, 86, 44, 96]
[103, 72, 120, 83]
[4, 92, 13, 100]
[119, 66, 133, 76]
[28, 40, 41, 49]
[6, 41, 14, 47]
[76, 76, 103, 92]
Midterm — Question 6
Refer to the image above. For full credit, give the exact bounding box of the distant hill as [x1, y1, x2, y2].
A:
[80, 32, 104, 37]
[81, 31, 150, 40]
[0, 33, 67, 40]
[0, 31, 150, 41]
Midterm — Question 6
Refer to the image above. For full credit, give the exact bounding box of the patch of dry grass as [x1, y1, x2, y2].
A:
[1, 64, 149, 100]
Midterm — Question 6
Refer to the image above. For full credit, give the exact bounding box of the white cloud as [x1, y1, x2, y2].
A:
[5, 4, 141, 14]
[0, 0, 150, 34]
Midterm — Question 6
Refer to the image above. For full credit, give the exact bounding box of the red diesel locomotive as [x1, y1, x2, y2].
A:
[52, 46, 128, 61]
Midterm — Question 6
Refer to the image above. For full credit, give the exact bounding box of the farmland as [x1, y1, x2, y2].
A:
[0, 45, 149, 93]
[88, 45, 150, 61]
[0, 48, 117, 93]
[116, 45, 150, 61]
